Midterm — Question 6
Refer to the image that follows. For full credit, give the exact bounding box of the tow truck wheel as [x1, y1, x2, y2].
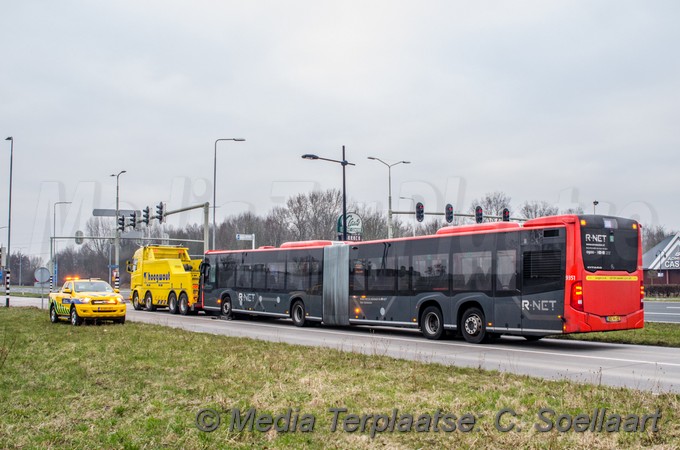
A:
[145, 292, 156, 311]
[132, 292, 142, 311]
[70, 306, 82, 326]
[168, 292, 178, 314]
[179, 293, 189, 316]
[50, 305, 58, 323]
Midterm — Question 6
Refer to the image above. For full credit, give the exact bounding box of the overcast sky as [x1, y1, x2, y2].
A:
[1, 0, 679, 260]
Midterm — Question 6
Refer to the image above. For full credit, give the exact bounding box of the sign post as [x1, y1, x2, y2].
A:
[337, 212, 363, 242]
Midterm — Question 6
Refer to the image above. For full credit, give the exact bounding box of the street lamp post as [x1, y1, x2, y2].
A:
[51, 201, 72, 286]
[111, 170, 126, 283]
[302, 146, 355, 241]
[368, 157, 410, 239]
[593, 200, 599, 214]
[213, 138, 246, 250]
[4, 136, 13, 307]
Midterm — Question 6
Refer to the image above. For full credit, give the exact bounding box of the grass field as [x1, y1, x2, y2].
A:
[1, 307, 679, 449]
[559, 322, 680, 347]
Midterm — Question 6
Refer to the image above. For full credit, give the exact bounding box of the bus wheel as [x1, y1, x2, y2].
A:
[132, 292, 142, 311]
[421, 306, 444, 340]
[179, 293, 189, 316]
[168, 292, 178, 314]
[50, 305, 59, 323]
[461, 307, 488, 344]
[291, 300, 306, 327]
[221, 297, 232, 319]
[145, 292, 156, 311]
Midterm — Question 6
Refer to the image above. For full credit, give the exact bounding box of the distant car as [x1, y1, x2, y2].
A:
[49, 278, 127, 325]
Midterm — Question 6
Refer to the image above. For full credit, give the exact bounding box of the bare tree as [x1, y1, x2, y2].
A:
[520, 200, 559, 219]
[468, 191, 512, 221]
[642, 224, 676, 253]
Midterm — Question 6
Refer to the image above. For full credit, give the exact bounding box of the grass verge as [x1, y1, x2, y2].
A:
[558, 322, 680, 347]
[1, 307, 679, 449]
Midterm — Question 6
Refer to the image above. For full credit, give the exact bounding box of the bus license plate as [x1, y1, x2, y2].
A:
[606, 316, 621, 323]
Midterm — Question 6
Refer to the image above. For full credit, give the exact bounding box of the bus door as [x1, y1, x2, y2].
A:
[520, 229, 566, 334]
[493, 232, 522, 333]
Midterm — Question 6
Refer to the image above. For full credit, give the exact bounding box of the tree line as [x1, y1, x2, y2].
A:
[3, 190, 676, 286]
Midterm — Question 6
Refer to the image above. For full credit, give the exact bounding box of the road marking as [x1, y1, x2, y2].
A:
[645, 312, 680, 316]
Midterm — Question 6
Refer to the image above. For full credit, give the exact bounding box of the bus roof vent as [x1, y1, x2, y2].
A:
[436, 222, 520, 235]
[280, 240, 336, 249]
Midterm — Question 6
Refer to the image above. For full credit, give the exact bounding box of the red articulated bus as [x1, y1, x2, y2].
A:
[199, 214, 643, 343]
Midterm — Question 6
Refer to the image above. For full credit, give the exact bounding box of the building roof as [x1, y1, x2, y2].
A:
[643, 233, 680, 270]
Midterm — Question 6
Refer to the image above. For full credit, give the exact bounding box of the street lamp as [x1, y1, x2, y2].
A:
[400, 196, 417, 237]
[368, 157, 410, 239]
[111, 170, 126, 283]
[593, 200, 599, 214]
[52, 201, 72, 286]
[4, 136, 13, 307]
[302, 146, 355, 241]
[213, 138, 246, 250]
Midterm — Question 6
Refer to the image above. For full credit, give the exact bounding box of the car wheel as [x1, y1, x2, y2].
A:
[145, 292, 155, 311]
[70, 306, 82, 326]
[179, 293, 189, 316]
[116, 316, 126, 325]
[50, 305, 59, 323]
[461, 307, 489, 344]
[168, 292, 178, 314]
[291, 300, 306, 327]
[132, 292, 142, 311]
[421, 306, 444, 340]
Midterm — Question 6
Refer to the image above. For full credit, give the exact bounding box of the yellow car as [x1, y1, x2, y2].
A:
[49, 278, 127, 325]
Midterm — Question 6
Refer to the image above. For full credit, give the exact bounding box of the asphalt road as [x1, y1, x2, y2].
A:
[644, 301, 680, 324]
[6, 296, 680, 394]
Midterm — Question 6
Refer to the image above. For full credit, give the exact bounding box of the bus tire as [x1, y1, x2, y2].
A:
[168, 292, 178, 314]
[179, 292, 189, 316]
[291, 300, 306, 327]
[420, 306, 444, 340]
[461, 307, 489, 344]
[132, 292, 142, 311]
[145, 292, 156, 311]
[221, 296, 233, 319]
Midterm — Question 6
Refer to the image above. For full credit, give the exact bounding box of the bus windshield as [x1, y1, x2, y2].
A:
[580, 216, 638, 273]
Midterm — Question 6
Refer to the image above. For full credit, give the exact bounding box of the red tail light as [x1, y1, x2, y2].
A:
[571, 281, 584, 311]
[640, 283, 645, 309]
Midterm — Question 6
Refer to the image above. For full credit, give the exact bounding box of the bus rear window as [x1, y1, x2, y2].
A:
[581, 223, 638, 273]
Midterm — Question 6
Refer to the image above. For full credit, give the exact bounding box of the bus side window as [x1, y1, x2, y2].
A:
[496, 250, 517, 291]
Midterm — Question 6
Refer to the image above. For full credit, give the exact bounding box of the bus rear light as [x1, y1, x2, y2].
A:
[571, 281, 584, 312]
[640, 283, 645, 309]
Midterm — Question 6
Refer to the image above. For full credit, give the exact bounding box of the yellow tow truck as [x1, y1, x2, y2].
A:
[126, 245, 202, 315]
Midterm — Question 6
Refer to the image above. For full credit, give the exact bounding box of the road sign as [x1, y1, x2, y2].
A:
[93, 208, 141, 217]
[35, 267, 50, 283]
[236, 234, 254, 241]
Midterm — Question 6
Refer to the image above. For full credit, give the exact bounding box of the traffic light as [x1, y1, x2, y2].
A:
[129, 211, 137, 230]
[502, 208, 510, 222]
[156, 202, 165, 223]
[117, 215, 126, 232]
[142, 206, 150, 226]
[475, 206, 483, 224]
[445, 203, 454, 223]
[416, 202, 425, 223]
